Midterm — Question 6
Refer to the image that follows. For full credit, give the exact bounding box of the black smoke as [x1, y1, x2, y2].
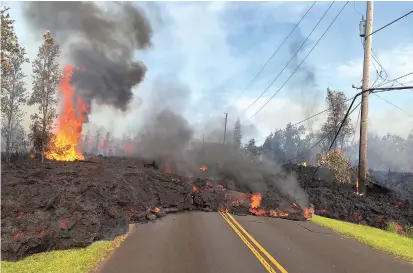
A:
[22, 1, 152, 112]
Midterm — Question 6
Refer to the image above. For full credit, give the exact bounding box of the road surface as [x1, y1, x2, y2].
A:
[99, 212, 413, 273]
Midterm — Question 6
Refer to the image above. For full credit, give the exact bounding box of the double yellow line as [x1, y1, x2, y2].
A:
[219, 211, 288, 273]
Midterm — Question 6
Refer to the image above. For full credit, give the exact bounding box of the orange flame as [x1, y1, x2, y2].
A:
[45, 65, 87, 161]
[153, 207, 160, 213]
[250, 193, 262, 209]
[200, 165, 207, 172]
[193, 185, 198, 192]
[304, 207, 314, 219]
[123, 141, 133, 153]
[29, 154, 36, 159]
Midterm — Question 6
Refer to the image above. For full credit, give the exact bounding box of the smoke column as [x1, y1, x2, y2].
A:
[22, 1, 152, 113]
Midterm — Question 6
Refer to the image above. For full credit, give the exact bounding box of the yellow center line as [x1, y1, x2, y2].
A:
[219, 211, 278, 273]
[225, 212, 288, 273]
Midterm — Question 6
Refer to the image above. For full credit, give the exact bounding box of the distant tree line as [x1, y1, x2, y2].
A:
[231, 88, 413, 173]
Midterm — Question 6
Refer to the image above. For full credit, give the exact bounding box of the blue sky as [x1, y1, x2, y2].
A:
[8, 1, 413, 141]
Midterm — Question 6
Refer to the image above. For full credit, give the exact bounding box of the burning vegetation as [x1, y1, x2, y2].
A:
[45, 65, 87, 162]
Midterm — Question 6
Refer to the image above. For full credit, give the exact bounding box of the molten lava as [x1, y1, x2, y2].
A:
[45, 65, 87, 161]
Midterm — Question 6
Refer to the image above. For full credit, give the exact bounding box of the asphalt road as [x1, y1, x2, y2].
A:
[99, 212, 413, 273]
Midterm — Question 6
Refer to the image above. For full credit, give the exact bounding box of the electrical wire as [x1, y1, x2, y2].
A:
[241, 2, 335, 115]
[376, 71, 413, 88]
[373, 93, 413, 117]
[243, 2, 349, 123]
[283, 100, 361, 164]
[366, 10, 413, 38]
[254, 96, 356, 144]
[226, 2, 317, 111]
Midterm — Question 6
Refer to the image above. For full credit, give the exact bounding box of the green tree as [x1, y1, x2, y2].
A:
[28, 31, 61, 162]
[244, 138, 262, 160]
[1, 6, 29, 161]
[233, 118, 242, 150]
[320, 88, 354, 150]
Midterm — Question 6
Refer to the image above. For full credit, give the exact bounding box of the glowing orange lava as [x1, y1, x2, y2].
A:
[45, 65, 87, 161]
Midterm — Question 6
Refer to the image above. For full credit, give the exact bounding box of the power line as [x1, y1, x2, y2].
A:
[254, 96, 356, 144]
[373, 93, 413, 117]
[376, 71, 413, 87]
[243, 2, 349, 123]
[283, 100, 361, 164]
[226, 2, 317, 111]
[241, 2, 335, 115]
[366, 10, 413, 38]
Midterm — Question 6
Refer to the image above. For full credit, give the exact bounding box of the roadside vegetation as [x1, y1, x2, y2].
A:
[0, 225, 132, 273]
[312, 215, 413, 263]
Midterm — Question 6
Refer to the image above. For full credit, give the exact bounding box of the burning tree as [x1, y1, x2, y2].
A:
[28, 31, 61, 162]
[1, 6, 29, 161]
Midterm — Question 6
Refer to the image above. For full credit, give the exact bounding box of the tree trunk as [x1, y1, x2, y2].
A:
[41, 142, 45, 162]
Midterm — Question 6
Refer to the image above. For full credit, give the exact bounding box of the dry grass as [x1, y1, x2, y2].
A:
[312, 215, 413, 263]
[1, 224, 134, 273]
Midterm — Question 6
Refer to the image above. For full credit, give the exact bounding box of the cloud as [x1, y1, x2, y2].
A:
[337, 43, 413, 83]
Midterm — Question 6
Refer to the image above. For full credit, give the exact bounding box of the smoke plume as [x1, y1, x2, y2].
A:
[22, 1, 152, 112]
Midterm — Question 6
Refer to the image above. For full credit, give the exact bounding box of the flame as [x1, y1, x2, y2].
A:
[29, 154, 36, 159]
[45, 65, 87, 161]
[304, 207, 314, 219]
[123, 141, 133, 153]
[250, 193, 262, 209]
[269, 210, 277, 217]
[200, 165, 207, 172]
[153, 207, 160, 213]
[193, 185, 198, 192]
[292, 202, 298, 207]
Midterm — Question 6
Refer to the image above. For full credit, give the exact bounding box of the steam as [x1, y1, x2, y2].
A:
[22, 1, 152, 112]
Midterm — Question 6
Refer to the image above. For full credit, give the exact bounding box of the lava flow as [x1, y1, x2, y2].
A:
[45, 65, 88, 161]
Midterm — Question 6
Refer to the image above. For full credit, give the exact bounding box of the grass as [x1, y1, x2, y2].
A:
[1, 225, 133, 273]
[311, 215, 413, 263]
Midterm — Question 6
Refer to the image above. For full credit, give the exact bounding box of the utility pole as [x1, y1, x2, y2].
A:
[223, 113, 228, 144]
[358, 1, 374, 196]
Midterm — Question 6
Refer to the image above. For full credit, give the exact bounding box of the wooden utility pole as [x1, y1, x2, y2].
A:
[223, 113, 228, 144]
[358, 1, 374, 196]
